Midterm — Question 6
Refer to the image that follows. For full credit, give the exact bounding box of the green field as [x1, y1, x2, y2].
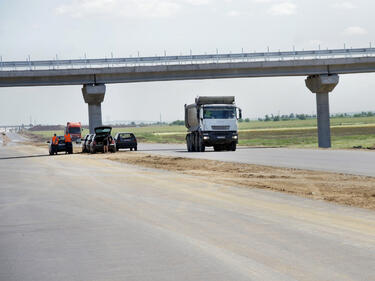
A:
[27, 116, 375, 149]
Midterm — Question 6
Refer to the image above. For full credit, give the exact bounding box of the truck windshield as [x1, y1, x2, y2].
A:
[68, 127, 81, 134]
[203, 107, 236, 119]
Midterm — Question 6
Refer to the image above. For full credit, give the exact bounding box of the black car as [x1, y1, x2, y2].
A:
[89, 127, 116, 153]
[48, 136, 72, 155]
[114, 132, 137, 151]
[81, 134, 94, 153]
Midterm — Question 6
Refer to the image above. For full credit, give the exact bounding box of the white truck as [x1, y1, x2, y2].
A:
[185, 96, 242, 152]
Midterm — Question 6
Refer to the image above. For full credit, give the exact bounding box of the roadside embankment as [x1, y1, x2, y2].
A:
[106, 152, 375, 210]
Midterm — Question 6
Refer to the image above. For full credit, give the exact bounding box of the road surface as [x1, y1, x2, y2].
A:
[0, 140, 374, 280]
[138, 143, 375, 177]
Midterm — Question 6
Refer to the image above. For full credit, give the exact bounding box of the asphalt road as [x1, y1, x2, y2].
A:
[1, 139, 375, 280]
[138, 143, 375, 177]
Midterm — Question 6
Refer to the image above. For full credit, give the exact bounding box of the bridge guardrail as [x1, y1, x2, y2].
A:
[1, 48, 375, 72]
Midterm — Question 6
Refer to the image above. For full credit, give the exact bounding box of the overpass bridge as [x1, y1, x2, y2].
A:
[1, 47, 375, 148]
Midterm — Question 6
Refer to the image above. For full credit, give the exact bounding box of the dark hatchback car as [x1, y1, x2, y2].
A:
[114, 132, 137, 151]
[89, 127, 116, 154]
[48, 136, 72, 155]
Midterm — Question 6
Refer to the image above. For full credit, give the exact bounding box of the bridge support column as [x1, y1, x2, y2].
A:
[305, 75, 339, 148]
[82, 84, 106, 134]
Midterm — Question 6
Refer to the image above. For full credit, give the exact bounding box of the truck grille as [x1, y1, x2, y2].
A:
[211, 125, 230, 130]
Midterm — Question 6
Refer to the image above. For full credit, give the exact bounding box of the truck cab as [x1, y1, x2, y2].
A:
[66, 122, 82, 143]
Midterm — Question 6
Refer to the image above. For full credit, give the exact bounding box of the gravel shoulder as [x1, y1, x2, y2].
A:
[106, 152, 375, 210]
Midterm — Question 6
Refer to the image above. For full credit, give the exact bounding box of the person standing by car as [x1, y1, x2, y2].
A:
[64, 132, 72, 154]
[52, 134, 59, 154]
[103, 136, 109, 153]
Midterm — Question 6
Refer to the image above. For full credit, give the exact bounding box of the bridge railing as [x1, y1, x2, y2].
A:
[1, 48, 375, 72]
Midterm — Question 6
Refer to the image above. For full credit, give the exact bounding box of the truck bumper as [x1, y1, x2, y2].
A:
[202, 131, 238, 146]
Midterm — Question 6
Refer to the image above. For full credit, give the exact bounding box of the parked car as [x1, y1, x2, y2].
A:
[114, 132, 137, 151]
[81, 134, 94, 153]
[48, 136, 72, 155]
[89, 127, 116, 154]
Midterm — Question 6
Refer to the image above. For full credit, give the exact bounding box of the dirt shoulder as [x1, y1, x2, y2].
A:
[106, 152, 375, 210]
[16, 134, 375, 210]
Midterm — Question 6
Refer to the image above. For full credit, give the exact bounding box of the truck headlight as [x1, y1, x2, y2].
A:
[232, 135, 238, 139]
[203, 136, 210, 140]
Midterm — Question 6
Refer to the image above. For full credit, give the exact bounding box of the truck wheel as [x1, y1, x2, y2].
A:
[192, 135, 197, 152]
[231, 143, 237, 151]
[189, 134, 195, 152]
[189, 135, 193, 152]
[187, 135, 193, 152]
[194, 134, 200, 152]
[134, 146, 137, 151]
[198, 136, 205, 152]
[201, 144, 205, 152]
[186, 136, 191, 152]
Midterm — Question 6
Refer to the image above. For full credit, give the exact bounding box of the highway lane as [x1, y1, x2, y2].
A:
[138, 143, 375, 177]
[1, 142, 375, 281]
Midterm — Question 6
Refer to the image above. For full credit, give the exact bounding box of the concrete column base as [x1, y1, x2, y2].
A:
[82, 84, 106, 134]
[305, 74, 339, 148]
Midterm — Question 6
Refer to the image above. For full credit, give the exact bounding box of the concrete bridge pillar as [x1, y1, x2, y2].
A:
[305, 74, 339, 148]
[82, 84, 106, 134]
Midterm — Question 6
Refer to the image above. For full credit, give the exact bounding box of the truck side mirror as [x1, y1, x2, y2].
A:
[238, 108, 242, 120]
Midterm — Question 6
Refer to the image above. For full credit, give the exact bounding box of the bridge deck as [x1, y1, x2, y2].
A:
[1, 48, 375, 87]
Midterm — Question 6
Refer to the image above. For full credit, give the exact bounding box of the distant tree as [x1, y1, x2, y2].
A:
[264, 115, 271, 121]
[170, 120, 184, 126]
[244, 118, 250, 122]
[296, 114, 306, 120]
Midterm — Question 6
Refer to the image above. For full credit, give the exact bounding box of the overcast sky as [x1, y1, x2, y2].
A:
[1, 0, 375, 125]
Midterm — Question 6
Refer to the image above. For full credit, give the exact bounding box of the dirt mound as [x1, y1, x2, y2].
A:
[107, 152, 375, 210]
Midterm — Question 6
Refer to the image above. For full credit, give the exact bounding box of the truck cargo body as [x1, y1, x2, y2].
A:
[185, 96, 241, 152]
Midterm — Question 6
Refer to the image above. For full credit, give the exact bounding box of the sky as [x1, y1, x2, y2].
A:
[0, 0, 375, 125]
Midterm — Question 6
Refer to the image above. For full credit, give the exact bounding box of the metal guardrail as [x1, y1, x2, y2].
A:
[1, 48, 375, 71]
